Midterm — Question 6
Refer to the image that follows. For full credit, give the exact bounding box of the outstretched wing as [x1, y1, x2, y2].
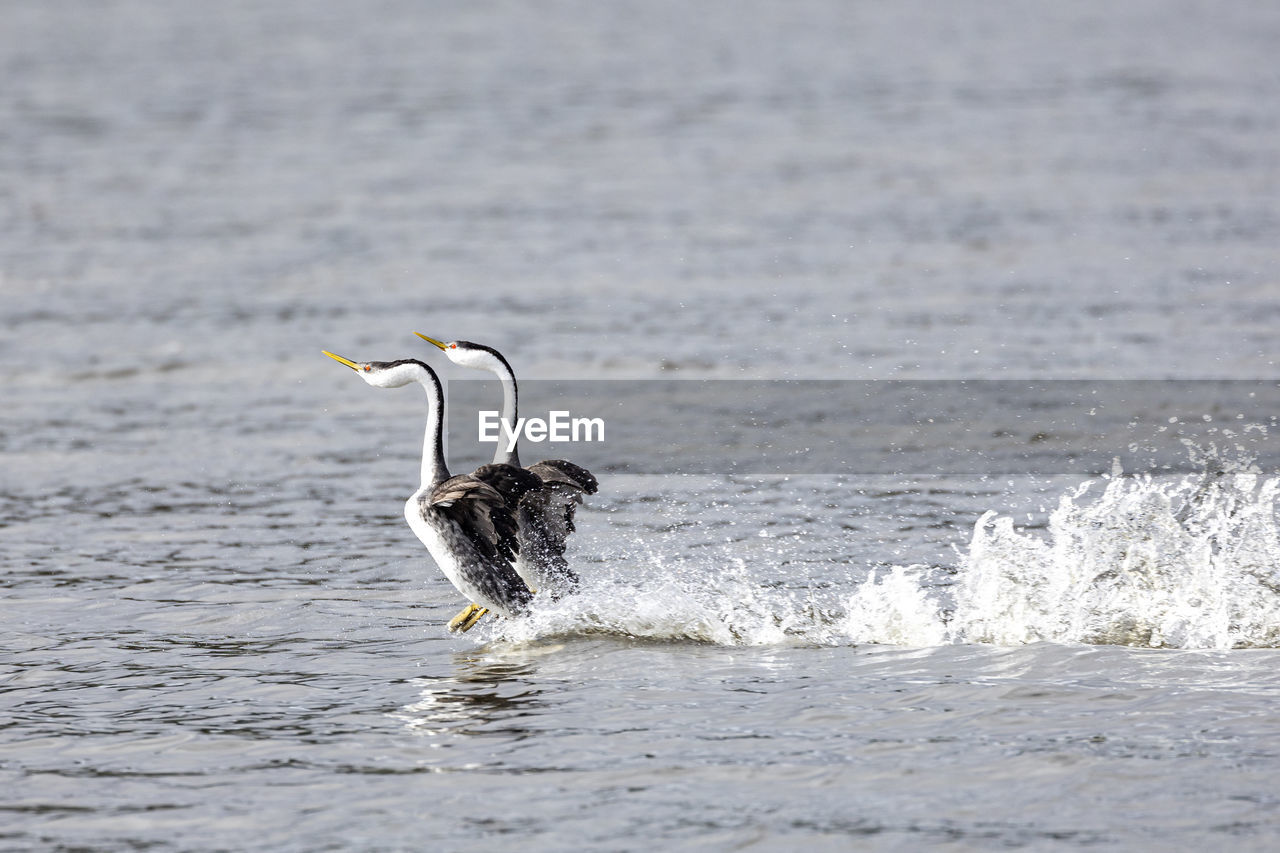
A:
[521, 459, 599, 573]
[470, 462, 544, 508]
[427, 474, 523, 566]
[528, 459, 598, 496]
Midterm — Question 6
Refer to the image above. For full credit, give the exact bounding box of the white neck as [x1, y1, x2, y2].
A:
[391, 363, 448, 488]
[448, 346, 522, 467]
[495, 367, 520, 467]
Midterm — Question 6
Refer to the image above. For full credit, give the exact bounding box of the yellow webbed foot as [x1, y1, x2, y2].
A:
[448, 603, 489, 633]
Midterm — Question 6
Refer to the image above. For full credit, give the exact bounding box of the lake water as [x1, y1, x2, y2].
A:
[4, 1, 1280, 850]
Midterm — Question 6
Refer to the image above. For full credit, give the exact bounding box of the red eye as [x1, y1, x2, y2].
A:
[449, 344, 457, 349]
[362, 365, 370, 371]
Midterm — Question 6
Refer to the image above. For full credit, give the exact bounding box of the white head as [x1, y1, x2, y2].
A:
[415, 334, 512, 375]
[322, 351, 437, 389]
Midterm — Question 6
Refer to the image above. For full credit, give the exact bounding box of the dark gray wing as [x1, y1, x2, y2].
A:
[528, 459, 598, 497]
[521, 460, 599, 581]
[470, 463, 544, 508]
[428, 474, 524, 567]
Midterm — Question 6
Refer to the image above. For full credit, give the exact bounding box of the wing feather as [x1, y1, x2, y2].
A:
[470, 463, 544, 506]
[527, 459, 598, 495]
[427, 475, 522, 566]
[518, 460, 599, 588]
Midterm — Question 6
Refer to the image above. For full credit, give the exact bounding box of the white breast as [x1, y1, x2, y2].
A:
[403, 494, 493, 608]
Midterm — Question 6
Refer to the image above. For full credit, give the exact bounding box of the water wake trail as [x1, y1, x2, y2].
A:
[485, 457, 1280, 651]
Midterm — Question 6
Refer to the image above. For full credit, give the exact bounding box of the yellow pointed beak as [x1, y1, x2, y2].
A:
[415, 333, 448, 351]
[322, 350, 361, 371]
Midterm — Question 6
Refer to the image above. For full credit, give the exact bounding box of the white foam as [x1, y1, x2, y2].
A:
[840, 566, 948, 646]
[483, 457, 1280, 650]
[951, 467, 1280, 649]
[489, 557, 824, 647]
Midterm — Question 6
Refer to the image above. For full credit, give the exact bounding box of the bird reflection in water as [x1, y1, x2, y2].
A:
[390, 650, 552, 741]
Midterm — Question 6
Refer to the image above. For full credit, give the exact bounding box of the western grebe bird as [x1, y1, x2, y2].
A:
[416, 334, 598, 605]
[322, 350, 541, 631]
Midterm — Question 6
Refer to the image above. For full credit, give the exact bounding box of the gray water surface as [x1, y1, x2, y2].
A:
[4, 1, 1280, 850]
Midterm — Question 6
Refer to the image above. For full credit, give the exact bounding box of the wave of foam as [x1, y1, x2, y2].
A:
[484, 457, 1280, 650]
[491, 557, 832, 647]
[951, 465, 1280, 649]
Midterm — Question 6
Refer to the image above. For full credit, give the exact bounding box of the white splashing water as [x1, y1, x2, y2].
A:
[493, 557, 819, 647]
[488, 458, 1280, 650]
[951, 466, 1280, 649]
[839, 566, 949, 647]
